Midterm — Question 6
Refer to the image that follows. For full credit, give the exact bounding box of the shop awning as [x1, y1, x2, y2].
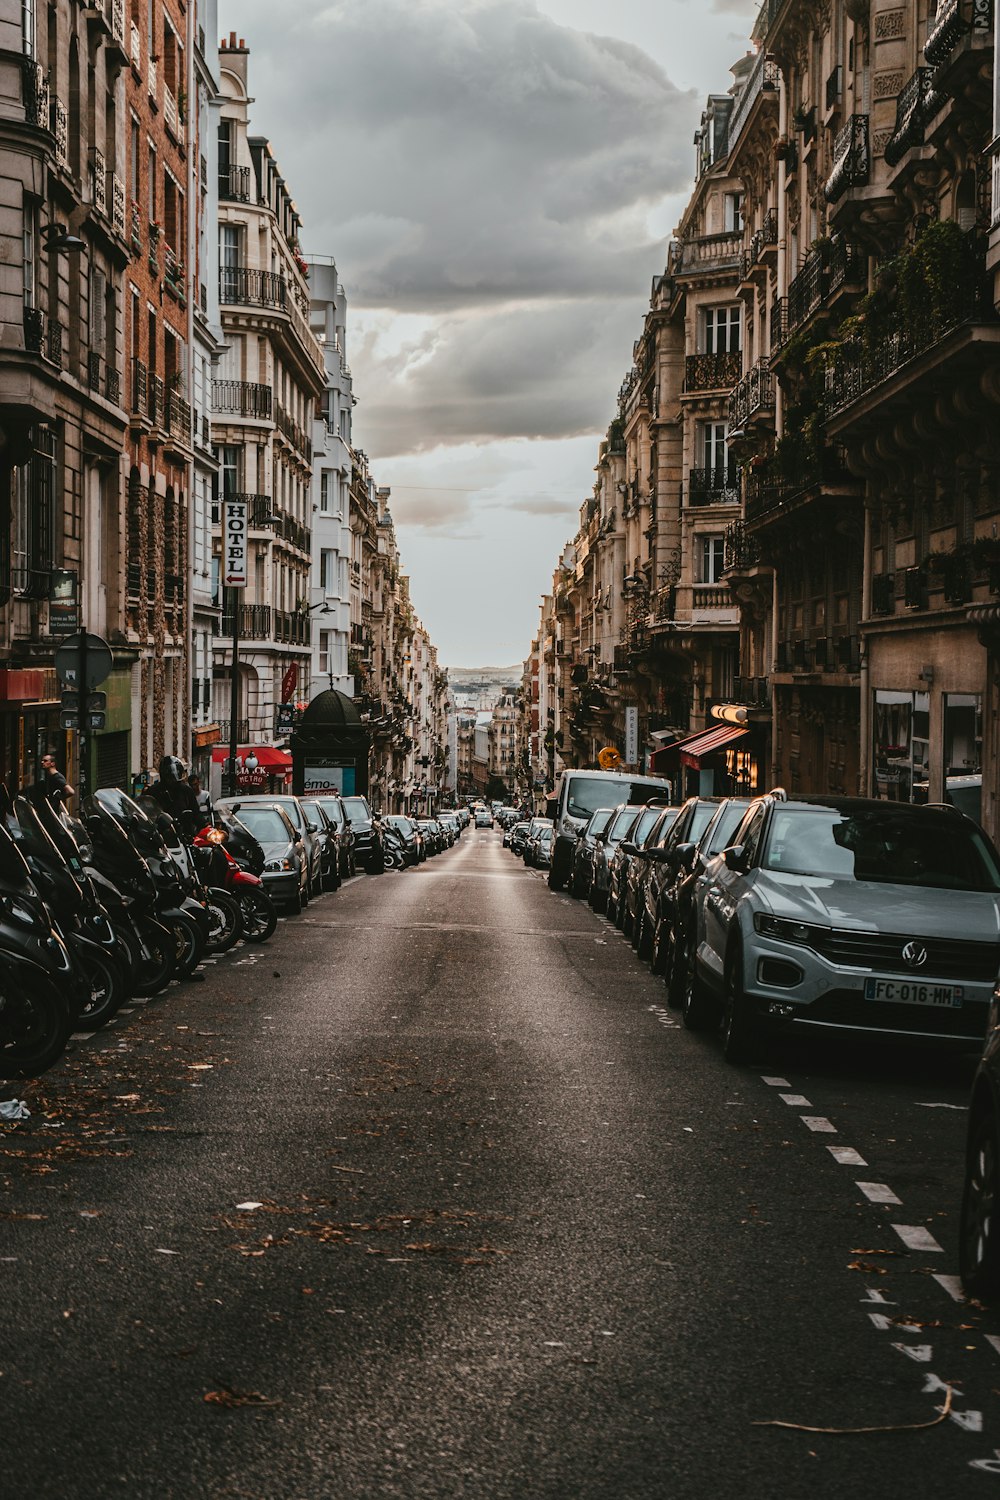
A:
[648, 727, 707, 774]
[210, 745, 292, 770]
[678, 723, 748, 768]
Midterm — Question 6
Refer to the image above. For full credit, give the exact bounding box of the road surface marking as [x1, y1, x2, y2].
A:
[856, 1182, 902, 1205]
[761, 1076, 791, 1088]
[933, 1274, 965, 1303]
[891, 1343, 933, 1362]
[892, 1224, 944, 1253]
[829, 1146, 867, 1166]
[779, 1093, 811, 1106]
[801, 1116, 837, 1133]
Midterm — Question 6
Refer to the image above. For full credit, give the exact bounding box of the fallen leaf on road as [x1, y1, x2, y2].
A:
[851, 1248, 907, 1257]
[755, 1384, 953, 1434]
[847, 1261, 888, 1275]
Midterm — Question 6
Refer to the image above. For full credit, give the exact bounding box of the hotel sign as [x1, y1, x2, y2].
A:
[223, 497, 248, 588]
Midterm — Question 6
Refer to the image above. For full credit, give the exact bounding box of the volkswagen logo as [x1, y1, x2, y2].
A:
[902, 941, 928, 970]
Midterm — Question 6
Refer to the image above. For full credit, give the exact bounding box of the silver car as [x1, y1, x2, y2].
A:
[686, 793, 1000, 1062]
[217, 794, 325, 899]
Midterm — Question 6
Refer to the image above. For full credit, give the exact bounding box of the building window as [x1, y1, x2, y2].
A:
[12, 425, 56, 598]
[22, 202, 37, 309]
[318, 630, 331, 677]
[701, 305, 741, 354]
[130, 116, 140, 203]
[699, 534, 725, 584]
[219, 444, 241, 497]
[319, 472, 330, 512]
[320, 548, 335, 593]
[872, 691, 930, 804]
[723, 191, 743, 233]
[700, 421, 729, 474]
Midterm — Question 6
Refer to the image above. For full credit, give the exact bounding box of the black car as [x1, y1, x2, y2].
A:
[623, 807, 680, 946]
[666, 798, 753, 1012]
[638, 798, 729, 974]
[305, 794, 357, 879]
[385, 815, 421, 866]
[300, 798, 343, 890]
[342, 794, 377, 869]
[608, 805, 671, 933]
[569, 807, 615, 900]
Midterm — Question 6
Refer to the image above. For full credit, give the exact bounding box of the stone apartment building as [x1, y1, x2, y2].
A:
[527, 0, 1000, 838]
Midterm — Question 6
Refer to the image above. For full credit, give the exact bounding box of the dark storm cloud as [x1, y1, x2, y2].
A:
[228, 0, 696, 313]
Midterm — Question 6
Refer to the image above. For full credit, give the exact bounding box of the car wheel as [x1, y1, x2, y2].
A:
[651, 915, 669, 975]
[682, 946, 717, 1031]
[591, 886, 607, 915]
[622, 904, 633, 939]
[721, 938, 756, 1064]
[961, 1102, 1000, 1299]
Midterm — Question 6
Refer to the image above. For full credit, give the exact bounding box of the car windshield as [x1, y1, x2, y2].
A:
[565, 775, 672, 820]
[314, 798, 345, 827]
[688, 802, 718, 846]
[648, 810, 679, 847]
[704, 800, 752, 855]
[585, 809, 614, 838]
[236, 808, 291, 844]
[607, 806, 641, 843]
[762, 806, 1000, 891]
[538, 827, 553, 842]
[343, 797, 371, 823]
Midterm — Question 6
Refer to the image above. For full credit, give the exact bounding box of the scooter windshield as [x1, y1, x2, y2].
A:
[82, 796, 153, 881]
[0, 816, 34, 892]
[10, 795, 84, 910]
[93, 786, 169, 857]
[26, 795, 87, 879]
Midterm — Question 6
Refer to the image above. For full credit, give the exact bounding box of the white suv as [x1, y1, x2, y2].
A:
[686, 794, 1000, 1062]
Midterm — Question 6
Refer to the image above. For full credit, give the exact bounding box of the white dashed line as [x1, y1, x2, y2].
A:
[985, 1335, 1000, 1360]
[761, 1076, 791, 1088]
[779, 1093, 811, 1107]
[801, 1115, 837, 1133]
[855, 1181, 902, 1205]
[933, 1274, 966, 1303]
[828, 1146, 868, 1166]
[892, 1224, 944, 1254]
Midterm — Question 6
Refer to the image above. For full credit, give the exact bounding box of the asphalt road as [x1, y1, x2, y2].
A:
[2, 827, 999, 1498]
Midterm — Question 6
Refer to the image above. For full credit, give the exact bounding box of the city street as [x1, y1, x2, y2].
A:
[2, 827, 999, 1498]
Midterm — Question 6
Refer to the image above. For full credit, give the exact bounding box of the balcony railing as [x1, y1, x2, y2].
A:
[728, 359, 774, 429]
[727, 49, 781, 157]
[925, 0, 993, 69]
[884, 69, 942, 167]
[50, 96, 68, 167]
[23, 306, 45, 355]
[739, 208, 778, 281]
[670, 231, 742, 276]
[148, 372, 164, 426]
[724, 521, 761, 572]
[683, 350, 742, 393]
[21, 58, 49, 127]
[219, 265, 287, 309]
[787, 246, 826, 328]
[825, 115, 870, 203]
[130, 19, 140, 70]
[688, 466, 740, 506]
[745, 444, 852, 523]
[274, 400, 312, 461]
[770, 295, 788, 354]
[733, 675, 770, 709]
[212, 379, 273, 419]
[89, 147, 107, 215]
[220, 165, 251, 202]
[219, 605, 272, 641]
[826, 267, 988, 417]
[165, 388, 191, 440]
[216, 719, 251, 743]
[110, 172, 126, 237]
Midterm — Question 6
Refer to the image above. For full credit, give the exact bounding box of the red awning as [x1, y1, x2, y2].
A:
[648, 726, 709, 774]
[679, 723, 748, 768]
[210, 745, 292, 770]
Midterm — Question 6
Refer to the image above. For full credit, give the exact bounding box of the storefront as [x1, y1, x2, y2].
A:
[650, 719, 762, 799]
[210, 744, 292, 797]
[0, 668, 63, 794]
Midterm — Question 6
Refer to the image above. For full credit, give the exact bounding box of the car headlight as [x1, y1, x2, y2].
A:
[263, 858, 295, 873]
[753, 912, 822, 946]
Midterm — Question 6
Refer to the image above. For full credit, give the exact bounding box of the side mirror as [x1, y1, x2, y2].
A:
[306, 821, 318, 833]
[724, 844, 749, 873]
[676, 842, 697, 872]
[620, 841, 636, 855]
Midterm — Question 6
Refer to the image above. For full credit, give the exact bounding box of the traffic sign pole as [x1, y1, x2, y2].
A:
[78, 631, 88, 804]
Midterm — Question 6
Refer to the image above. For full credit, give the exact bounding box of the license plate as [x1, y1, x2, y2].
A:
[864, 977, 964, 1009]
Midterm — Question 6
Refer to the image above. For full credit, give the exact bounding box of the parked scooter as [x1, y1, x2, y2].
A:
[74, 797, 177, 996]
[193, 814, 277, 944]
[0, 815, 75, 1077]
[93, 788, 209, 979]
[374, 816, 406, 871]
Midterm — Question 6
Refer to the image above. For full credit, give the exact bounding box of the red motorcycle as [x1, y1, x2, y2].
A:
[192, 824, 278, 944]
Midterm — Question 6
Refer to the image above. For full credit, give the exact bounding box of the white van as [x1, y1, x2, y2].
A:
[546, 769, 674, 890]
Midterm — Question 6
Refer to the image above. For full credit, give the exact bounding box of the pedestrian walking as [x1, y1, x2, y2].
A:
[37, 751, 74, 809]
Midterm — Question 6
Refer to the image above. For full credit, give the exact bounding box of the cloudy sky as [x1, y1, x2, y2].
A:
[217, 0, 759, 666]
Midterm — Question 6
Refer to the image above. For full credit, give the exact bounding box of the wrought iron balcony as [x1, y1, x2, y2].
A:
[274, 400, 312, 461]
[825, 115, 870, 203]
[683, 350, 742, 393]
[220, 265, 287, 310]
[733, 675, 771, 709]
[165, 388, 191, 440]
[50, 96, 68, 167]
[23, 306, 45, 355]
[89, 147, 107, 214]
[727, 49, 780, 158]
[219, 606, 271, 640]
[212, 379, 273, 419]
[745, 444, 853, 523]
[770, 295, 788, 354]
[724, 521, 761, 572]
[884, 70, 942, 168]
[688, 466, 740, 506]
[220, 164, 251, 202]
[925, 0, 993, 69]
[728, 360, 774, 429]
[739, 208, 778, 282]
[110, 172, 126, 238]
[786, 246, 826, 329]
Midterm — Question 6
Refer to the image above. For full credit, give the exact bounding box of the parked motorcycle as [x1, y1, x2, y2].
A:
[75, 797, 177, 996]
[0, 814, 75, 1077]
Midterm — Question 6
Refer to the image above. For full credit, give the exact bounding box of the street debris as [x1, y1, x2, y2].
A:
[755, 1384, 954, 1434]
[203, 1387, 280, 1409]
[0, 1101, 30, 1121]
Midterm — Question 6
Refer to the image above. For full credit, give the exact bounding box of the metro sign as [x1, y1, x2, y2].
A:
[223, 498, 248, 588]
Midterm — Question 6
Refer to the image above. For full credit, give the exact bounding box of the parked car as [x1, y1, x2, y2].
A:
[220, 802, 308, 911]
[342, 795, 377, 868]
[523, 817, 554, 868]
[623, 806, 680, 945]
[569, 807, 615, 900]
[961, 988, 1000, 1298]
[685, 793, 1000, 1062]
[532, 825, 554, 870]
[638, 797, 728, 974]
[509, 820, 531, 856]
[665, 797, 753, 1013]
[305, 793, 357, 879]
[217, 793, 324, 899]
[607, 805, 669, 928]
[588, 804, 645, 915]
[437, 811, 461, 842]
[300, 798, 346, 890]
[546, 768, 674, 892]
[475, 809, 493, 828]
